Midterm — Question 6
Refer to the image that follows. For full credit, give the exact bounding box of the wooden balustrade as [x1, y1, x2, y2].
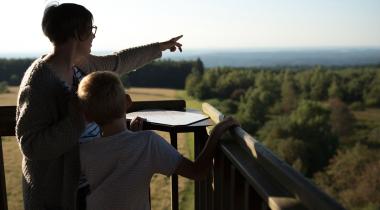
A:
[0, 100, 186, 210]
[202, 103, 345, 210]
[0, 101, 345, 210]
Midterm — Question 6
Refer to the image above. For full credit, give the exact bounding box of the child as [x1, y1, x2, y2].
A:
[77, 71, 238, 210]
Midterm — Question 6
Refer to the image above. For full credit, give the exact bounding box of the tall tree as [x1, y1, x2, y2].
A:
[0, 81, 9, 93]
[329, 98, 356, 137]
[328, 78, 344, 100]
[309, 68, 331, 101]
[364, 71, 380, 107]
[237, 87, 270, 133]
[281, 72, 298, 113]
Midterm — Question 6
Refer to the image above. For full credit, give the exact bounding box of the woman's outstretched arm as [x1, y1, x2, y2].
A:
[77, 35, 183, 75]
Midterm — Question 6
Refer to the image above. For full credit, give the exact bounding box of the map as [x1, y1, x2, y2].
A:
[126, 110, 209, 126]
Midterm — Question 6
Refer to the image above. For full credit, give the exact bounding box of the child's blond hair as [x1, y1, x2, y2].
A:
[78, 71, 126, 125]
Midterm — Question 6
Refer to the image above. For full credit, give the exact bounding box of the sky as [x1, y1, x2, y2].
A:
[0, 0, 380, 55]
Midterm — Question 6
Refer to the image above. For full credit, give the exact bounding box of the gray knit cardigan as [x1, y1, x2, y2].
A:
[15, 43, 162, 210]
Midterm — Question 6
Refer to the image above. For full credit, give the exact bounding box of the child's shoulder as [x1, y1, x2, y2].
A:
[80, 130, 164, 150]
[130, 130, 161, 141]
[128, 129, 152, 136]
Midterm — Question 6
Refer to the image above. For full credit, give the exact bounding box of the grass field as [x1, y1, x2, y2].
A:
[0, 86, 197, 210]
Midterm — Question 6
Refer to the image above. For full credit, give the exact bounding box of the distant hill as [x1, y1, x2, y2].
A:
[162, 48, 380, 68]
[1, 48, 380, 68]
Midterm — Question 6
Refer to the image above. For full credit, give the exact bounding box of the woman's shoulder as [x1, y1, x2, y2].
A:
[20, 56, 61, 90]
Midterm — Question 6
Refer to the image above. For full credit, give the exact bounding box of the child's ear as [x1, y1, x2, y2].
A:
[125, 94, 132, 112]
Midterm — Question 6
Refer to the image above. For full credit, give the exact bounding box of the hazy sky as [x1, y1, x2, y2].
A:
[1, 0, 380, 54]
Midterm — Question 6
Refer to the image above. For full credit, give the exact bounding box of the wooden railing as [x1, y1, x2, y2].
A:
[202, 103, 345, 210]
[0, 100, 187, 210]
[0, 101, 345, 210]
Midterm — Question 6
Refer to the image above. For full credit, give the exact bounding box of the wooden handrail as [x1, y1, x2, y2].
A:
[202, 102, 345, 210]
[0, 100, 186, 136]
[0, 100, 186, 210]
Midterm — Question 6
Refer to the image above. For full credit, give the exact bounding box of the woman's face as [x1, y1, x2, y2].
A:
[77, 25, 96, 56]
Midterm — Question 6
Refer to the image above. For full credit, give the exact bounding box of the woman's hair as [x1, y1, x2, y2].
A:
[42, 3, 93, 45]
[78, 71, 127, 126]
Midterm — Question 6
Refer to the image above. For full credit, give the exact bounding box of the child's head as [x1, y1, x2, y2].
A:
[78, 71, 131, 125]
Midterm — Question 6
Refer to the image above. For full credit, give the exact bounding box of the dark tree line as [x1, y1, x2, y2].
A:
[186, 66, 380, 108]
[0, 58, 202, 90]
[121, 59, 202, 89]
[0, 58, 34, 85]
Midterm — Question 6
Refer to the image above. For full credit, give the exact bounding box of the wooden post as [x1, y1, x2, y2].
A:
[213, 149, 224, 210]
[194, 127, 209, 210]
[170, 131, 179, 210]
[243, 181, 251, 210]
[222, 158, 231, 210]
[233, 169, 244, 210]
[229, 166, 236, 210]
[0, 137, 8, 210]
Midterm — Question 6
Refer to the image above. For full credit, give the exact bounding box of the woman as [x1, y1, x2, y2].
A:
[15, 3, 182, 210]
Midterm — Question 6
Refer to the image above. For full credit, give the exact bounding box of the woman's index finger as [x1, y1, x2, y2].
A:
[172, 35, 183, 42]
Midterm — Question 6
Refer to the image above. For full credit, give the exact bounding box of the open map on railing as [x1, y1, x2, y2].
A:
[126, 110, 209, 126]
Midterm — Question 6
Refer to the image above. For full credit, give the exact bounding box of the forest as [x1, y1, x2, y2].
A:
[1, 58, 379, 210]
[185, 63, 380, 210]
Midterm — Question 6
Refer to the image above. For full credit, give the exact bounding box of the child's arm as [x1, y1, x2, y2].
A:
[174, 117, 239, 181]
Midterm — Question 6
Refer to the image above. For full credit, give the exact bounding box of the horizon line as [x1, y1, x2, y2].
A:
[1, 46, 380, 59]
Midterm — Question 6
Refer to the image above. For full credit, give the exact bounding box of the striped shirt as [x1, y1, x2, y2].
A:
[73, 66, 101, 143]
[73, 67, 101, 188]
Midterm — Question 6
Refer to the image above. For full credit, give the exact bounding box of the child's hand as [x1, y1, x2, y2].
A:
[130, 116, 146, 131]
[210, 116, 240, 138]
[159, 35, 183, 52]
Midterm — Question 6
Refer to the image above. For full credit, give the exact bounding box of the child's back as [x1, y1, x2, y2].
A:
[80, 129, 181, 210]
